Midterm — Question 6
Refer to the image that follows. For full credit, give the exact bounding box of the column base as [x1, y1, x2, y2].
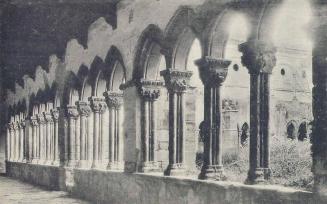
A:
[141, 161, 159, 173]
[52, 160, 60, 166]
[68, 160, 77, 168]
[91, 160, 101, 169]
[77, 160, 89, 169]
[164, 163, 185, 176]
[246, 168, 267, 184]
[198, 165, 226, 181]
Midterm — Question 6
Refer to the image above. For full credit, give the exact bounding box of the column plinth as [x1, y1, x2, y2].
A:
[160, 69, 192, 176]
[196, 56, 231, 181]
[239, 40, 277, 184]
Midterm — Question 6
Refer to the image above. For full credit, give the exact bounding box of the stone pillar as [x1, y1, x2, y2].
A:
[30, 116, 38, 163]
[137, 80, 162, 172]
[311, 14, 327, 197]
[195, 56, 231, 180]
[160, 69, 192, 176]
[104, 92, 123, 170]
[76, 101, 91, 168]
[66, 106, 79, 167]
[87, 111, 94, 168]
[239, 40, 276, 183]
[89, 97, 106, 169]
[44, 112, 53, 165]
[51, 108, 60, 166]
[19, 120, 26, 162]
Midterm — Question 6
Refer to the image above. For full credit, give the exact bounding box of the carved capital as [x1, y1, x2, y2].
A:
[30, 116, 39, 127]
[195, 56, 231, 87]
[104, 92, 124, 109]
[137, 79, 163, 101]
[20, 120, 26, 128]
[51, 108, 59, 121]
[44, 112, 53, 123]
[89, 97, 107, 113]
[239, 40, 277, 75]
[8, 122, 15, 131]
[13, 121, 20, 130]
[160, 69, 192, 93]
[66, 106, 79, 119]
[76, 101, 92, 117]
[37, 114, 46, 125]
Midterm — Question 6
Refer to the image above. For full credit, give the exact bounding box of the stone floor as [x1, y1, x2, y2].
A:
[0, 175, 90, 204]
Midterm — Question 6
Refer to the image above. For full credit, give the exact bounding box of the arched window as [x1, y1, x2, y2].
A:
[287, 122, 296, 139]
[298, 122, 308, 141]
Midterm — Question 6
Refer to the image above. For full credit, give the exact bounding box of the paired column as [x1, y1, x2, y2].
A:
[196, 56, 231, 180]
[66, 106, 79, 167]
[51, 109, 60, 165]
[8, 122, 14, 161]
[19, 120, 26, 162]
[30, 116, 38, 163]
[239, 40, 276, 183]
[44, 112, 53, 165]
[76, 101, 92, 168]
[160, 69, 192, 176]
[89, 97, 107, 169]
[37, 113, 46, 163]
[14, 120, 19, 162]
[104, 92, 123, 170]
[137, 80, 162, 172]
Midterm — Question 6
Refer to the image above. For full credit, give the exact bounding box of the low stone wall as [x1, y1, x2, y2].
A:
[71, 169, 316, 204]
[6, 161, 64, 190]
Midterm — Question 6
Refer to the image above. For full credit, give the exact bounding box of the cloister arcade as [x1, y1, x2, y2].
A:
[3, 0, 327, 203]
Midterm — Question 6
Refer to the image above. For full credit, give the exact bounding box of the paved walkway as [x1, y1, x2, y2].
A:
[0, 176, 90, 204]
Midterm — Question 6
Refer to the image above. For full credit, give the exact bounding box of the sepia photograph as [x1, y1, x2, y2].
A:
[0, 0, 325, 203]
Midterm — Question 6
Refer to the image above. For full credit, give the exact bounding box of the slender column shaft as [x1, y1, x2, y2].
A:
[143, 101, 149, 162]
[67, 106, 79, 167]
[109, 107, 114, 166]
[75, 116, 81, 163]
[150, 100, 157, 162]
[15, 124, 19, 161]
[87, 113, 93, 166]
[6, 126, 10, 161]
[19, 122, 25, 161]
[101, 108, 109, 168]
[51, 109, 59, 165]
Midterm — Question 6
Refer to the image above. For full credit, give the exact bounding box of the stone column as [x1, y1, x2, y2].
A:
[196, 56, 231, 180]
[66, 106, 79, 167]
[19, 120, 26, 162]
[137, 80, 162, 172]
[37, 113, 46, 164]
[76, 101, 91, 168]
[239, 40, 277, 183]
[89, 97, 106, 169]
[14, 120, 19, 162]
[104, 92, 123, 170]
[6, 124, 10, 161]
[30, 116, 38, 163]
[160, 69, 192, 176]
[8, 123, 14, 161]
[51, 108, 60, 166]
[44, 112, 53, 165]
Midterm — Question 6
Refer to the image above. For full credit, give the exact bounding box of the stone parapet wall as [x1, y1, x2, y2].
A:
[71, 169, 316, 204]
[5, 161, 64, 190]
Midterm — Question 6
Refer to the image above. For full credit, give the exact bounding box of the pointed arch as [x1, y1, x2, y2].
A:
[133, 24, 165, 80]
[63, 71, 82, 106]
[164, 7, 204, 70]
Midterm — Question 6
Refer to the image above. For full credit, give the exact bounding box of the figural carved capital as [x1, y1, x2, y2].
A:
[89, 97, 107, 113]
[137, 79, 163, 101]
[37, 113, 46, 125]
[8, 122, 15, 131]
[44, 112, 53, 123]
[195, 56, 231, 87]
[160, 69, 193, 93]
[66, 106, 79, 119]
[20, 120, 26, 128]
[30, 116, 39, 127]
[239, 40, 277, 75]
[51, 108, 59, 122]
[104, 92, 123, 109]
[76, 101, 92, 117]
